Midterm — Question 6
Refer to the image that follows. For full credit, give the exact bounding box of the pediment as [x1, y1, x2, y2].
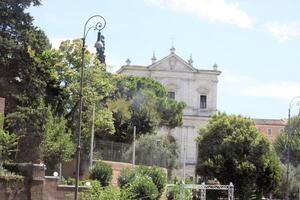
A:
[148, 54, 197, 72]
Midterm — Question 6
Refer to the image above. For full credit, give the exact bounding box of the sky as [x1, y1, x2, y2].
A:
[29, 0, 300, 119]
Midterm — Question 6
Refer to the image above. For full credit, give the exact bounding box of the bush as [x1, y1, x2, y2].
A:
[128, 176, 159, 200]
[165, 179, 192, 200]
[81, 181, 134, 200]
[118, 167, 136, 188]
[90, 161, 112, 186]
[136, 166, 167, 194]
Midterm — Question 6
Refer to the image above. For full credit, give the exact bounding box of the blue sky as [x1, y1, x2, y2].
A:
[29, 0, 300, 119]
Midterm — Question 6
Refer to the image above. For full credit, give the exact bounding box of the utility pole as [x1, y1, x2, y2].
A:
[132, 126, 136, 167]
[89, 103, 96, 169]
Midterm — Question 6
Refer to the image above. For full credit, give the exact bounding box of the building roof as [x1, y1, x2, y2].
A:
[116, 47, 221, 75]
[253, 118, 287, 126]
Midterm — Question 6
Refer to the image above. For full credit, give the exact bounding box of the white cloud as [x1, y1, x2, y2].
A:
[221, 71, 300, 102]
[49, 37, 69, 49]
[243, 82, 300, 101]
[143, 0, 253, 28]
[264, 22, 300, 43]
[106, 56, 125, 73]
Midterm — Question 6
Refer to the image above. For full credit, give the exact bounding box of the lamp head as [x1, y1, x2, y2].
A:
[94, 31, 103, 49]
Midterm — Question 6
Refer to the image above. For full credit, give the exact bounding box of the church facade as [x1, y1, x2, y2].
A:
[117, 47, 221, 177]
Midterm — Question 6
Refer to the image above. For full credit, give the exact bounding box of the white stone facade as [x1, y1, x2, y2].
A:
[117, 48, 221, 177]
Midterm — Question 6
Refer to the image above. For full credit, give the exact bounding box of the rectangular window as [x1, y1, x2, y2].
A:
[200, 95, 207, 109]
[267, 128, 272, 137]
[168, 91, 175, 99]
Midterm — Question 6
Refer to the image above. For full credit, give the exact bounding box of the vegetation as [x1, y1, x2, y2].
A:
[196, 113, 282, 199]
[274, 116, 300, 166]
[102, 75, 185, 143]
[42, 107, 74, 173]
[127, 176, 159, 200]
[124, 134, 179, 177]
[81, 181, 134, 200]
[118, 166, 167, 199]
[0, 129, 17, 162]
[118, 167, 137, 188]
[164, 178, 193, 200]
[90, 161, 113, 187]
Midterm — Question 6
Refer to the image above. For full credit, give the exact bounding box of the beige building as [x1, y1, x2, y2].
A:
[117, 47, 221, 177]
[254, 118, 287, 143]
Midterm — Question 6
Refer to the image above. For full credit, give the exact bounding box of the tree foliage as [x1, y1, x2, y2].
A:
[42, 107, 74, 172]
[0, 0, 54, 113]
[0, 129, 17, 162]
[118, 166, 167, 199]
[196, 113, 282, 199]
[124, 134, 179, 177]
[102, 75, 185, 142]
[90, 161, 113, 187]
[274, 116, 300, 166]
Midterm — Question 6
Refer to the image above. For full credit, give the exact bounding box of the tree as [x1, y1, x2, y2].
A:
[0, 0, 55, 114]
[47, 39, 115, 154]
[5, 102, 47, 163]
[0, 129, 17, 163]
[124, 134, 179, 178]
[42, 107, 74, 173]
[102, 75, 185, 142]
[196, 113, 282, 199]
[274, 116, 300, 166]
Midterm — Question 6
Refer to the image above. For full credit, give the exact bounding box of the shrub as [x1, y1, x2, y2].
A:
[165, 179, 192, 200]
[90, 161, 112, 186]
[81, 181, 134, 200]
[136, 166, 167, 194]
[118, 167, 136, 188]
[127, 176, 159, 200]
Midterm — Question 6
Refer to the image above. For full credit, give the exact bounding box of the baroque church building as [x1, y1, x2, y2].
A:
[117, 47, 221, 177]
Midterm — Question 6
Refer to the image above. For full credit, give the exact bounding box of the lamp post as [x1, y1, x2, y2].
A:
[74, 15, 106, 200]
[286, 96, 300, 200]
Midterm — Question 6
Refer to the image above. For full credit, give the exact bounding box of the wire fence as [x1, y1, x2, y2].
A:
[93, 140, 168, 168]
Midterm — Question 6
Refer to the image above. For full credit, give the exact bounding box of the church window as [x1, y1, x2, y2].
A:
[200, 95, 207, 109]
[168, 91, 175, 99]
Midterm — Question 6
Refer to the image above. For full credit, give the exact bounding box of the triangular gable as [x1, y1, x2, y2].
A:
[148, 53, 197, 72]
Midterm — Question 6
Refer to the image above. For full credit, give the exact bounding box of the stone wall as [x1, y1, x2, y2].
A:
[1, 163, 89, 200]
[43, 176, 89, 200]
[0, 176, 27, 200]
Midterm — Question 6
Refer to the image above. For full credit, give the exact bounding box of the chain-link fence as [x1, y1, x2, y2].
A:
[93, 140, 169, 168]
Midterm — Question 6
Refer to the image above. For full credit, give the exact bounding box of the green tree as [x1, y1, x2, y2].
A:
[124, 134, 179, 178]
[5, 102, 47, 163]
[274, 116, 300, 166]
[196, 113, 282, 199]
[48, 39, 115, 154]
[42, 107, 74, 173]
[0, 0, 56, 114]
[102, 75, 185, 142]
[0, 129, 17, 163]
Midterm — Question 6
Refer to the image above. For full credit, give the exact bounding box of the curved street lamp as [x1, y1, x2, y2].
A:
[286, 96, 300, 200]
[75, 15, 106, 200]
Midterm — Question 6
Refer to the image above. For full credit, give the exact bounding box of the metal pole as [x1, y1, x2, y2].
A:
[74, 15, 106, 200]
[89, 103, 96, 169]
[74, 37, 85, 200]
[132, 126, 136, 167]
[286, 107, 291, 200]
